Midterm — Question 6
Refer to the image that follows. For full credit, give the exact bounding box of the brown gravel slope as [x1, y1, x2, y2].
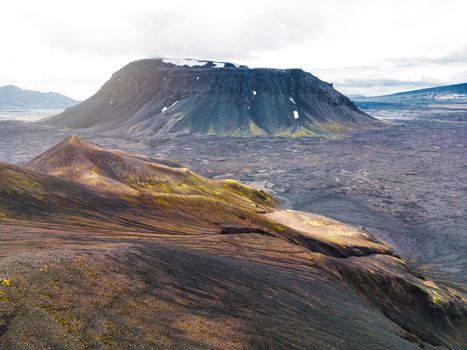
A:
[0, 137, 465, 349]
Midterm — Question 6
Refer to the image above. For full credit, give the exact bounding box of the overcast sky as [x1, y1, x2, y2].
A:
[1, 0, 466, 100]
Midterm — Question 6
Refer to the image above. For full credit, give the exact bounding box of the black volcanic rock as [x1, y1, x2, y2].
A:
[0, 85, 78, 109]
[46, 58, 378, 137]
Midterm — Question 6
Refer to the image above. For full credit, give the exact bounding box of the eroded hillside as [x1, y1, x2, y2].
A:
[0, 137, 465, 349]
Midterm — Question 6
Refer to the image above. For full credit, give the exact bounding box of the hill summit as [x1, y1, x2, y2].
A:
[45, 58, 378, 137]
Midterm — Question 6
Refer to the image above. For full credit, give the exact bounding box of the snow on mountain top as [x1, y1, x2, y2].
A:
[161, 58, 235, 68]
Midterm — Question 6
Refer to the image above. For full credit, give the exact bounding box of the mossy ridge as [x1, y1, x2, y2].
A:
[126, 167, 274, 213]
[22, 137, 278, 215]
[223, 179, 275, 206]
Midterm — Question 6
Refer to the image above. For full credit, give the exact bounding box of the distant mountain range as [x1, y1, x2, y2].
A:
[45, 58, 378, 137]
[0, 85, 78, 109]
[352, 83, 467, 109]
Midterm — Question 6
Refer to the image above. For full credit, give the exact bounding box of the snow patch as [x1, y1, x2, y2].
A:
[252, 90, 257, 96]
[293, 111, 300, 119]
[196, 76, 200, 80]
[289, 96, 296, 104]
[434, 93, 466, 100]
[110, 100, 114, 104]
[162, 58, 206, 67]
[162, 58, 232, 69]
[161, 100, 179, 112]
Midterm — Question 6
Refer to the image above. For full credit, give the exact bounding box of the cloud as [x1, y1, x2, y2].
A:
[391, 51, 467, 67]
[22, 0, 324, 61]
[0, 0, 466, 99]
[333, 78, 445, 97]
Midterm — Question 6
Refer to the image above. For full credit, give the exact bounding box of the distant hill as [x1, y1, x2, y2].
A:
[0, 85, 78, 109]
[45, 58, 379, 137]
[352, 83, 467, 109]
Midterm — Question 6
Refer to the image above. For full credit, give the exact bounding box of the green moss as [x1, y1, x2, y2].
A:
[40, 305, 80, 334]
[84, 268, 98, 280]
[21, 178, 38, 190]
[249, 121, 268, 136]
[207, 125, 214, 135]
[98, 334, 116, 346]
[318, 121, 350, 132]
[224, 179, 273, 205]
[273, 225, 287, 232]
[173, 183, 192, 194]
[292, 128, 319, 137]
[275, 128, 320, 138]
[152, 196, 169, 206]
[126, 173, 140, 185]
[98, 321, 118, 346]
[0, 290, 10, 303]
[275, 129, 294, 137]
[430, 290, 446, 305]
[1, 278, 13, 287]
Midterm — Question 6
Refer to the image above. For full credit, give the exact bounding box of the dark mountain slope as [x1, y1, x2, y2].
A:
[0, 85, 78, 109]
[45, 58, 378, 137]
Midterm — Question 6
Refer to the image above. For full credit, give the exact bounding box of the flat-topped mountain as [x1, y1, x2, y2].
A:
[45, 58, 378, 137]
[0, 136, 465, 349]
[0, 85, 78, 109]
[353, 82, 467, 109]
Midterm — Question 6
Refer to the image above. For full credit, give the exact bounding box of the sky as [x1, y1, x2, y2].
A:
[0, 0, 466, 100]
